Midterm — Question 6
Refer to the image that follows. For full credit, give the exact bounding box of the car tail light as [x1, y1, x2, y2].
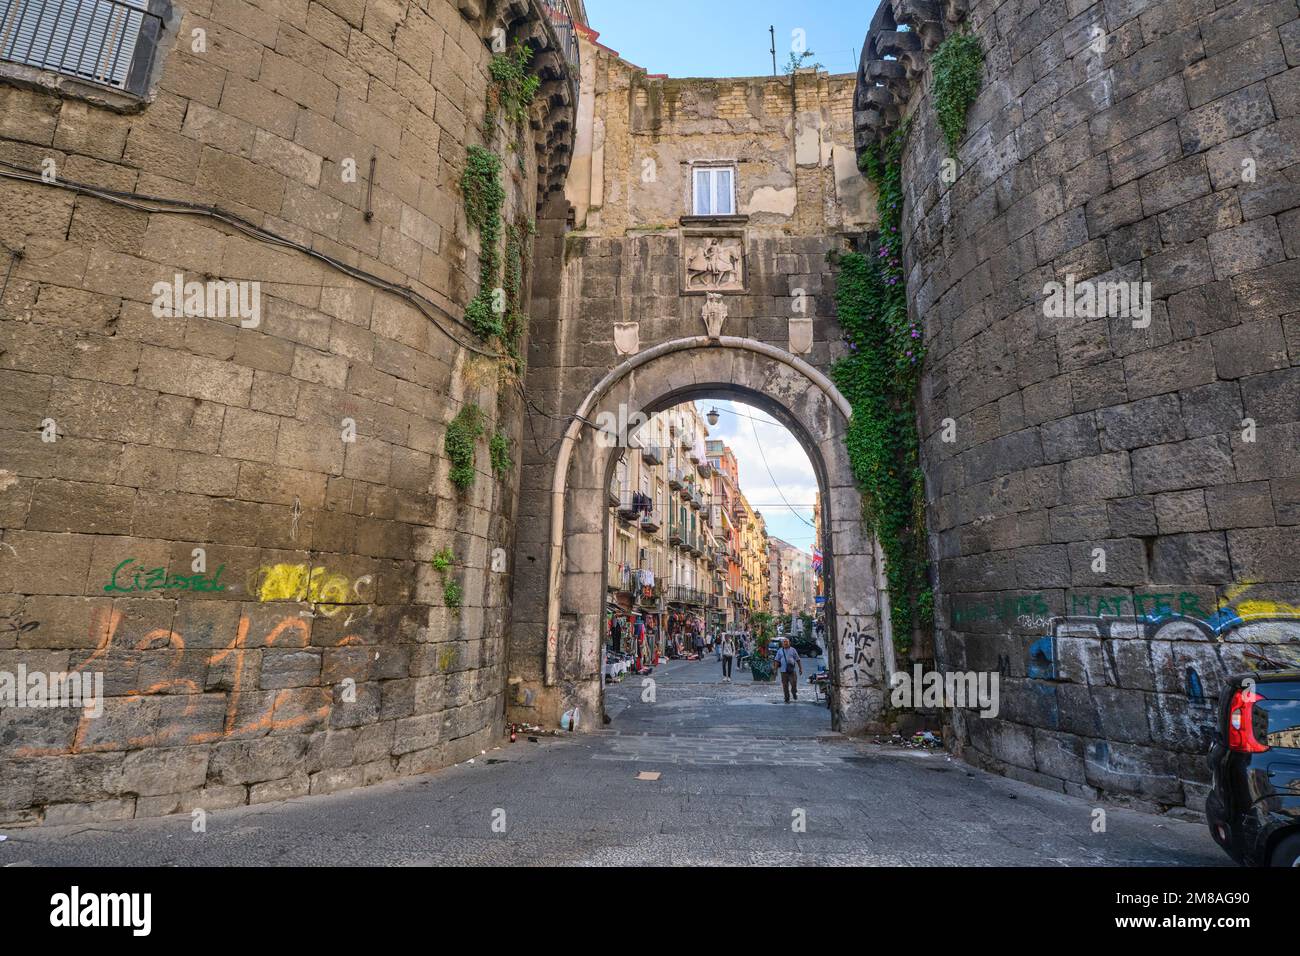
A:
[1227, 688, 1269, 753]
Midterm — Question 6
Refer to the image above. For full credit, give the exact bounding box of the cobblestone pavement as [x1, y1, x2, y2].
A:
[1, 655, 1227, 866]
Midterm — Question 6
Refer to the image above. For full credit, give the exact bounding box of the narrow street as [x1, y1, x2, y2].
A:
[3, 655, 1225, 867]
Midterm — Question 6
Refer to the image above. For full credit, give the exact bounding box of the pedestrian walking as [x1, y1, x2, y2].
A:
[720, 633, 735, 682]
[775, 638, 802, 703]
[715, 630, 722, 662]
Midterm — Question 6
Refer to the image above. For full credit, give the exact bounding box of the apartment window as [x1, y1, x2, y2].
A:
[692, 164, 735, 216]
[0, 0, 169, 96]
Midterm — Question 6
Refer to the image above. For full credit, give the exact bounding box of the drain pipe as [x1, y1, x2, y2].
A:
[544, 335, 852, 685]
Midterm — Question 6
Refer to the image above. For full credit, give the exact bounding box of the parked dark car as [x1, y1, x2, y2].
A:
[1206, 669, 1300, 867]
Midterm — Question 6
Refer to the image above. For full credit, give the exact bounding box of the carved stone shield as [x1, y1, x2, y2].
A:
[613, 321, 640, 355]
[789, 317, 814, 354]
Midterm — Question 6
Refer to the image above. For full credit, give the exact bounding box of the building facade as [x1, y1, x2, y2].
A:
[604, 402, 727, 660]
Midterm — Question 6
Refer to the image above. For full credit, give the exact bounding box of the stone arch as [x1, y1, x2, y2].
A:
[535, 336, 892, 733]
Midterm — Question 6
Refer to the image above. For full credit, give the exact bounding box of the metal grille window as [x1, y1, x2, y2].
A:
[0, 0, 167, 96]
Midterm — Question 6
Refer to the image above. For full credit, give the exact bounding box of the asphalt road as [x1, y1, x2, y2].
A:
[0, 655, 1227, 866]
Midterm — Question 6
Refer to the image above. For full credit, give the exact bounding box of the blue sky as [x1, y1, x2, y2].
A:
[696, 400, 818, 553]
[583, 0, 870, 78]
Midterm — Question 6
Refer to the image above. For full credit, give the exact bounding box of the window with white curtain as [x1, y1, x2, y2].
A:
[692, 164, 735, 216]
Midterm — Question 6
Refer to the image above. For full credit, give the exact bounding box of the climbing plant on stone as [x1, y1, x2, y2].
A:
[444, 579, 463, 611]
[446, 403, 486, 490]
[486, 40, 541, 130]
[931, 30, 984, 159]
[461, 145, 506, 340]
[490, 429, 513, 476]
[501, 220, 530, 369]
[835, 123, 931, 653]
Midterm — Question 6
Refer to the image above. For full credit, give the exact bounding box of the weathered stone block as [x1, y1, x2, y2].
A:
[1155, 489, 1210, 533]
[1131, 436, 1236, 493]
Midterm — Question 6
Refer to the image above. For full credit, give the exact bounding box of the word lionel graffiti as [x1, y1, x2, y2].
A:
[103, 559, 228, 594]
[251, 563, 374, 618]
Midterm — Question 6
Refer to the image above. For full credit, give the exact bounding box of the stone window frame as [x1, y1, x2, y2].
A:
[0, 0, 180, 112]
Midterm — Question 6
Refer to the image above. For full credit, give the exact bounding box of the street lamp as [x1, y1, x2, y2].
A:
[706, 407, 720, 427]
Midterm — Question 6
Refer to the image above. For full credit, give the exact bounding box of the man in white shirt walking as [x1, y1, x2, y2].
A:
[775, 638, 802, 703]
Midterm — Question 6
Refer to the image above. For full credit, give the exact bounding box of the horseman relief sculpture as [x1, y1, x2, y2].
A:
[684, 236, 744, 292]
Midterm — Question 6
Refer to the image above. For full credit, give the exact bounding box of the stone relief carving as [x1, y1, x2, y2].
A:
[613, 321, 640, 355]
[684, 236, 744, 291]
[701, 293, 728, 339]
[789, 317, 814, 355]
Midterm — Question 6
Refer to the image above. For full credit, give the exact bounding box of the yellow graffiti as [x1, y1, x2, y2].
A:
[1221, 582, 1300, 621]
[253, 564, 372, 618]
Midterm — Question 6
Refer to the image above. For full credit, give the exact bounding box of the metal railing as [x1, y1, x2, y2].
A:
[539, 0, 580, 79]
[0, 0, 166, 95]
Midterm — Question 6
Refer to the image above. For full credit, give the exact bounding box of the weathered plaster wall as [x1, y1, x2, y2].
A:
[0, 0, 576, 825]
[565, 39, 872, 236]
[866, 0, 1300, 812]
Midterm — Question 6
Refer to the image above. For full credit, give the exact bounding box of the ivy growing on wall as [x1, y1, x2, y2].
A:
[445, 403, 485, 491]
[931, 31, 985, 159]
[490, 429, 513, 476]
[486, 40, 541, 130]
[501, 220, 530, 368]
[833, 123, 931, 653]
[461, 145, 506, 340]
[449, 38, 541, 498]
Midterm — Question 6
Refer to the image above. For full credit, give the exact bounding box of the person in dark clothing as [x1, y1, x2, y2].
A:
[720, 633, 736, 682]
[774, 638, 802, 703]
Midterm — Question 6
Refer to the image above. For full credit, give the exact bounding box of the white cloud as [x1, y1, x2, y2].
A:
[695, 399, 818, 552]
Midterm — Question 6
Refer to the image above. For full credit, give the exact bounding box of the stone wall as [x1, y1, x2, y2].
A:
[861, 0, 1300, 812]
[0, 0, 577, 825]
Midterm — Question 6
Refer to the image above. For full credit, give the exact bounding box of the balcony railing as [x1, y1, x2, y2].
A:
[0, 0, 168, 96]
[616, 491, 654, 523]
[640, 444, 663, 466]
[539, 0, 580, 79]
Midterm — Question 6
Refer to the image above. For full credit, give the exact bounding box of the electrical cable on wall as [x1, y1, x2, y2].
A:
[0, 159, 503, 360]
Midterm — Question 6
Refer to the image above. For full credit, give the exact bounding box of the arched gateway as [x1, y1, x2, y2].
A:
[507, 331, 892, 734]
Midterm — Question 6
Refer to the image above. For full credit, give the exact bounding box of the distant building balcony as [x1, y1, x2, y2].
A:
[617, 491, 653, 523]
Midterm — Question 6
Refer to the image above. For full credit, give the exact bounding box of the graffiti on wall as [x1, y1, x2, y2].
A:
[14, 606, 360, 758]
[839, 617, 878, 685]
[951, 586, 1299, 641]
[250, 563, 374, 618]
[103, 559, 228, 594]
[951, 590, 1214, 628]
